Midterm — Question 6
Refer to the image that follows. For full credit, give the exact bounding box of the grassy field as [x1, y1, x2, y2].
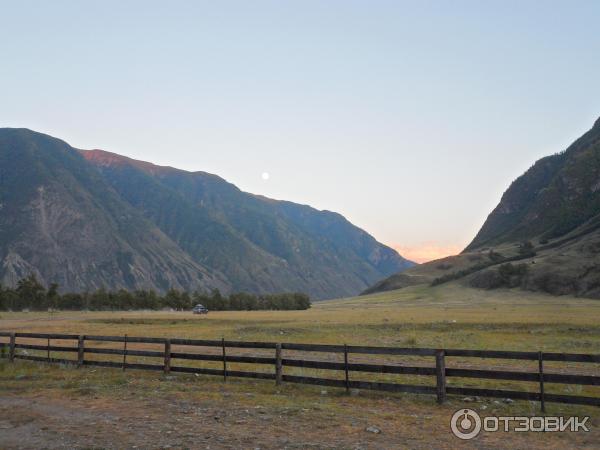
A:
[1, 282, 599, 448]
[3, 283, 600, 349]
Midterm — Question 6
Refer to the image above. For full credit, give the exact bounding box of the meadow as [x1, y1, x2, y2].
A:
[1, 283, 599, 448]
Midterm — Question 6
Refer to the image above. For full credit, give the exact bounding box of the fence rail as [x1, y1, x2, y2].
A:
[1, 331, 599, 410]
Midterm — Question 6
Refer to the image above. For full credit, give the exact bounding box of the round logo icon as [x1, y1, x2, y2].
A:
[451, 408, 482, 440]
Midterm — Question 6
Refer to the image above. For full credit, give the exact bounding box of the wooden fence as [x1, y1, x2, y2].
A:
[1, 331, 599, 411]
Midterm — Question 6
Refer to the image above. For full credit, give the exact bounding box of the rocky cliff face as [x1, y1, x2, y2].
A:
[0, 128, 413, 299]
[0, 129, 227, 294]
[80, 149, 414, 299]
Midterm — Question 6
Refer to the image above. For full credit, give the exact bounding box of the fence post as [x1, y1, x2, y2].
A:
[435, 349, 446, 404]
[275, 343, 282, 386]
[47, 337, 50, 362]
[164, 339, 171, 374]
[344, 344, 350, 393]
[538, 351, 545, 413]
[77, 336, 85, 368]
[122, 334, 128, 371]
[9, 333, 15, 362]
[222, 338, 227, 382]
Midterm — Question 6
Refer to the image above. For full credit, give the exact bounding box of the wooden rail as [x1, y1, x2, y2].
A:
[0, 331, 598, 408]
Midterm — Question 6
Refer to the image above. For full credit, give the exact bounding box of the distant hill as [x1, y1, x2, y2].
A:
[0, 128, 414, 299]
[364, 117, 600, 298]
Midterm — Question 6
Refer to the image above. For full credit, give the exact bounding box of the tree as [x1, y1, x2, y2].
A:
[208, 289, 228, 310]
[88, 288, 109, 310]
[0, 276, 312, 312]
[16, 274, 46, 310]
[519, 241, 536, 257]
[132, 290, 160, 309]
[46, 283, 60, 310]
[58, 293, 85, 310]
[163, 289, 192, 310]
[0, 285, 19, 311]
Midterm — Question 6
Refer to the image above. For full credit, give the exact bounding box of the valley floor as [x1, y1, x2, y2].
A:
[1, 283, 599, 449]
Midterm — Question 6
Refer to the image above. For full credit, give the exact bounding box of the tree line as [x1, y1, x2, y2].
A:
[0, 275, 311, 311]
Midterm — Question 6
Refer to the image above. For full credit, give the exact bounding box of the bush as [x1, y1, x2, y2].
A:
[488, 250, 504, 262]
[528, 272, 578, 295]
[518, 241, 536, 257]
[470, 263, 530, 289]
[498, 263, 530, 286]
[469, 269, 504, 289]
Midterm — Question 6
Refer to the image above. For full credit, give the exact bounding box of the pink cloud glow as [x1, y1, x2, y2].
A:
[391, 242, 464, 264]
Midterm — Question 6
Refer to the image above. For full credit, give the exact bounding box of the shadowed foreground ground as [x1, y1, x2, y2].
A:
[0, 362, 598, 449]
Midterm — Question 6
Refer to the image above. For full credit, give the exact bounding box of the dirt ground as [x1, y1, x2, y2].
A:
[0, 368, 598, 450]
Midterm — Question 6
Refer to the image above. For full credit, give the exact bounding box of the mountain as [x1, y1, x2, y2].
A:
[364, 117, 600, 298]
[465, 116, 600, 251]
[0, 128, 414, 299]
[0, 128, 227, 294]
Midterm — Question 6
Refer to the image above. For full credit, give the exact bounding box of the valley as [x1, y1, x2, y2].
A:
[366, 117, 600, 299]
[4, 3, 600, 448]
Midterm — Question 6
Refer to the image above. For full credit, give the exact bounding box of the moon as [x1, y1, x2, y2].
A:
[261, 172, 270, 181]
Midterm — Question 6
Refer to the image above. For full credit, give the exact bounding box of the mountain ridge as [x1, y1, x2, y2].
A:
[0, 128, 414, 299]
[465, 117, 600, 250]
[0, 127, 228, 294]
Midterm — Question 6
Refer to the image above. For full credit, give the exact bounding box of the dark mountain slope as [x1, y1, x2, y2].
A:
[364, 117, 600, 299]
[82, 150, 414, 299]
[0, 129, 227, 293]
[466, 117, 600, 250]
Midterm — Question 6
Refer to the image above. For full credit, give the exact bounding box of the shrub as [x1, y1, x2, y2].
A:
[488, 250, 504, 262]
[528, 272, 578, 295]
[469, 263, 530, 289]
[518, 241, 536, 257]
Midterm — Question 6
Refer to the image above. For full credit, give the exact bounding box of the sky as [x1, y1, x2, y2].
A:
[2, 1, 599, 263]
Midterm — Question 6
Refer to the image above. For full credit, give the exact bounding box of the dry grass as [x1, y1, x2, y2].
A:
[1, 282, 599, 448]
[2, 282, 599, 351]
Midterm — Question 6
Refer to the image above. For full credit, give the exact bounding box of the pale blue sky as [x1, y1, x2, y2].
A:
[2, 1, 599, 261]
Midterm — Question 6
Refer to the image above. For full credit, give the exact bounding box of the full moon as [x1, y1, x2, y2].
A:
[261, 172, 270, 181]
